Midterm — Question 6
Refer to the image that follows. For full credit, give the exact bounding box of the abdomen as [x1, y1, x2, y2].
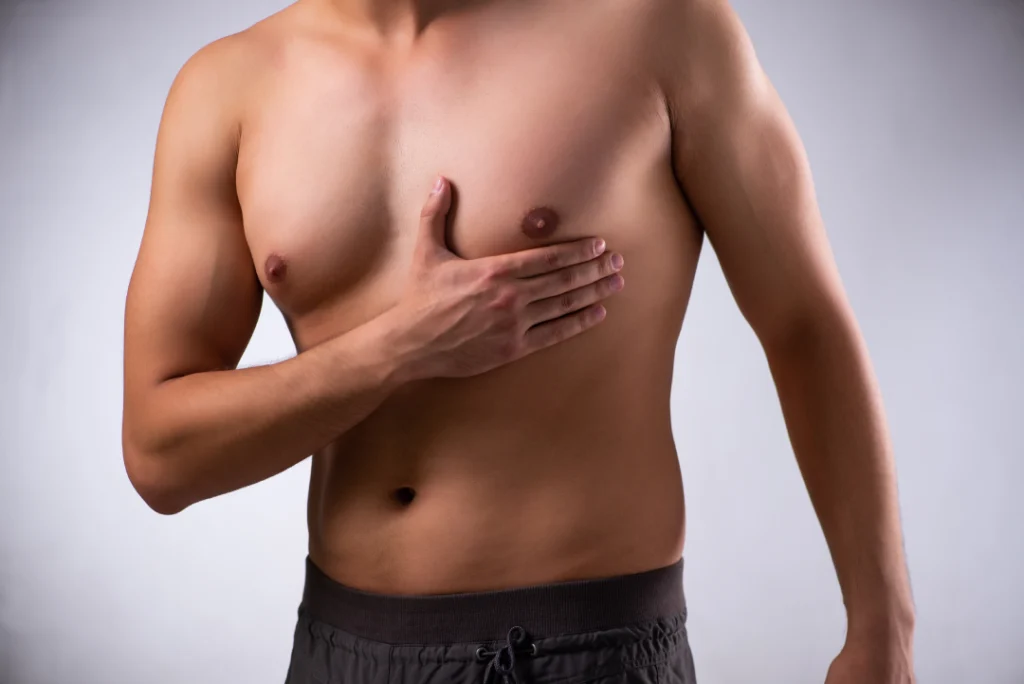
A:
[307, 183, 702, 594]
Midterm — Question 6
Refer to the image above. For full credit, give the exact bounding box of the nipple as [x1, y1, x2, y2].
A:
[264, 254, 287, 282]
[521, 206, 560, 239]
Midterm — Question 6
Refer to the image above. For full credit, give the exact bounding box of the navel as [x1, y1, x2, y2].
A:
[391, 486, 417, 506]
[521, 206, 560, 239]
[264, 253, 287, 283]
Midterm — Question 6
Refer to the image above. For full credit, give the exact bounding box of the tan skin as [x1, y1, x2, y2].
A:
[122, 0, 915, 680]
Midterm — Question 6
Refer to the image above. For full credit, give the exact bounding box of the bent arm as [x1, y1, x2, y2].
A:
[657, 0, 914, 639]
[122, 40, 404, 515]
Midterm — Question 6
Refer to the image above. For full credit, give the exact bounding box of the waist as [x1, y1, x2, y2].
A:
[307, 441, 685, 591]
[299, 554, 687, 644]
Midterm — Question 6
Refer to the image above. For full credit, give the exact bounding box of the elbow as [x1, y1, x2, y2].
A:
[122, 436, 190, 516]
[757, 300, 859, 361]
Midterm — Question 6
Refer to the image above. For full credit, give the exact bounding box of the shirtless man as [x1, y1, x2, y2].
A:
[121, 0, 916, 681]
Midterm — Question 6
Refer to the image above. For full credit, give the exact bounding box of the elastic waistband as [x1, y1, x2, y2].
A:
[300, 556, 686, 644]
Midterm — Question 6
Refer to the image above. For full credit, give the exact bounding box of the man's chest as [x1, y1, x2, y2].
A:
[235, 8, 670, 327]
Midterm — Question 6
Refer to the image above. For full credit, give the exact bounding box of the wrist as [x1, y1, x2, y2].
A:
[846, 599, 915, 646]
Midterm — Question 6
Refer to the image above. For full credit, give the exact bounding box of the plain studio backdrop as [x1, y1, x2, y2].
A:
[1, 0, 1022, 682]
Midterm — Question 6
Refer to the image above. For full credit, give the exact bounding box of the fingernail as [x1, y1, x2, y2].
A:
[431, 176, 444, 195]
[594, 239, 606, 255]
[611, 253, 624, 270]
[610, 274, 624, 290]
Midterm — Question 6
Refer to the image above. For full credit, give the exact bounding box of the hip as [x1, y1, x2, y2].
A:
[286, 554, 697, 684]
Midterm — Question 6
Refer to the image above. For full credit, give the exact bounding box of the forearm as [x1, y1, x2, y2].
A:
[123, 309, 411, 514]
[764, 310, 914, 639]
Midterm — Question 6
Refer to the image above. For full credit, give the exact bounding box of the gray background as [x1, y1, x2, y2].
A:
[1, 0, 1022, 682]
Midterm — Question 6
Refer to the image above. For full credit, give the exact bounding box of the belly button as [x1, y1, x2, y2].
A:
[391, 486, 417, 506]
[521, 206, 560, 239]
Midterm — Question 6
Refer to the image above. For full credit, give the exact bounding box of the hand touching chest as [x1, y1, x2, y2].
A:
[236, 6, 666, 335]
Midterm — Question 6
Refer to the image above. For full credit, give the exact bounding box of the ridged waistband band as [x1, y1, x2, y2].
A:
[300, 555, 686, 644]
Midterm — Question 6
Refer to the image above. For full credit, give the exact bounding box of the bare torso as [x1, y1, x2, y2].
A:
[236, 0, 702, 594]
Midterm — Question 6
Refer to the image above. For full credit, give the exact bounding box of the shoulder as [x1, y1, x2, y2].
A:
[640, 0, 751, 55]
[153, 12, 301, 179]
[639, 0, 766, 113]
[163, 10, 295, 135]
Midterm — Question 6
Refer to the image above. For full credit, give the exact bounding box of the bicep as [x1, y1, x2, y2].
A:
[667, 0, 849, 345]
[124, 44, 262, 410]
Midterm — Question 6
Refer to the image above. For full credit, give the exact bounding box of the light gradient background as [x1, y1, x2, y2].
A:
[1, 1, 1022, 682]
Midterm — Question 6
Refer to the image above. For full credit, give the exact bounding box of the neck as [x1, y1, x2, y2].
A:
[322, 0, 464, 36]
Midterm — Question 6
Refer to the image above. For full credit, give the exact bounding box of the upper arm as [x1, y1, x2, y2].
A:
[123, 37, 262, 437]
[657, 0, 851, 346]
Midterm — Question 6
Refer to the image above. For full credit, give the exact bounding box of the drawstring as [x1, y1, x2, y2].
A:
[475, 625, 538, 684]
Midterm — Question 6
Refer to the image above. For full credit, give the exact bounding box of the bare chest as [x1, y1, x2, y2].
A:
[236, 7, 669, 344]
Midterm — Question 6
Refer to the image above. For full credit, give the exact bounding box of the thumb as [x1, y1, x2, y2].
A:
[416, 175, 454, 261]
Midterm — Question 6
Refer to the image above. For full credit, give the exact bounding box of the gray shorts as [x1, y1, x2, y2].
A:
[285, 556, 697, 684]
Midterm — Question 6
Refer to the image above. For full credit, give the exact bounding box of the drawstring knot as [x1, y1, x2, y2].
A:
[475, 625, 537, 684]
